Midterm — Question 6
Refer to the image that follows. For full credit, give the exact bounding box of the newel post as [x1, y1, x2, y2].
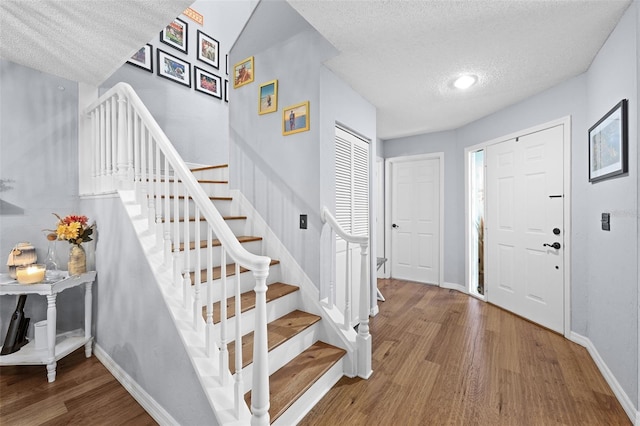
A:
[116, 91, 131, 189]
[250, 267, 270, 426]
[357, 241, 373, 379]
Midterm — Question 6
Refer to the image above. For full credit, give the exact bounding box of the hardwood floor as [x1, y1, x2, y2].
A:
[1, 279, 631, 425]
[0, 349, 155, 425]
[300, 279, 631, 426]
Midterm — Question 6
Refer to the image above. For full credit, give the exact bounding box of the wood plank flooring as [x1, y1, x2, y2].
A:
[300, 279, 631, 425]
[1, 279, 631, 425]
[0, 348, 155, 425]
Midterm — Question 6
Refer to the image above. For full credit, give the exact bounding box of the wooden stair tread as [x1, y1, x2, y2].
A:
[146, 178, 227, 184]
[155, 195, 232, 201]
[228, 310, 321, 371]
[163, 215, 246, 223]
[244, 341, 346, 423]
[177, 236, 262, 251]
[201, 282, 298, 324]
[191, 164, 228, 172]
[190, 259, 280, 283]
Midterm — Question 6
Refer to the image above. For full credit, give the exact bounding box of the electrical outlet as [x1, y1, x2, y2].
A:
[300, 214, 307, 229]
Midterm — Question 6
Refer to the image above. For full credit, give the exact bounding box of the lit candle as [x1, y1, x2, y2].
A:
[16, 264, 46, 284]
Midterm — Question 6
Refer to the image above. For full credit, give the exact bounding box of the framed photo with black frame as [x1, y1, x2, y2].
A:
[157, 49, 191, 87]
[194, 66, 222, 99]
[588, 99, 628, 182]
[160, 18, 188, 53]
[126, 44, 153, 73]
[197, 30, 219, 69]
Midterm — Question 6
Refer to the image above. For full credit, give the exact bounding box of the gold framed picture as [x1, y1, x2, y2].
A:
[282, 101, 310, 136]
[233, 56, 254, 88]
[258, 80, 278, 115]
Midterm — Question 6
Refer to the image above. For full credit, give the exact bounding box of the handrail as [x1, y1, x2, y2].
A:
[321, 206, 368, 245]
[82, 82, 271, 424]
[85, 83, 270, 273]
[321, 205, 372, 379]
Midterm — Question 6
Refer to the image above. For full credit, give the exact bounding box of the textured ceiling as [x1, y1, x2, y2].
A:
[288, 0, 633, 139]
[0, 0, 193, 86]
[0, 0, 633, 141]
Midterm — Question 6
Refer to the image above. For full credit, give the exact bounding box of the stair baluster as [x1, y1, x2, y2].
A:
[194, 205, 202, 331]
[172, 178, 181, 287]
[206, 228, 215, 356]
[219, 248, 229, 385]
[182, 185, 191, 309]
[163, 159, 172, 265]
[154, 144, 162, 245]
[233, 262, 243, 418]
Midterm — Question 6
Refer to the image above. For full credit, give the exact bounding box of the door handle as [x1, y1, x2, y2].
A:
[392, 223, 399, 228]
[543, 242, 561, 250]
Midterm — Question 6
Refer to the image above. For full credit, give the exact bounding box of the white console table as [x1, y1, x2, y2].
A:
[0, 271, 96, 382]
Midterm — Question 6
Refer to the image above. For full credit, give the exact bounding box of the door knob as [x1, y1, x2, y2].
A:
[543, 242, 561, 250]
[392, 223, 399, 228]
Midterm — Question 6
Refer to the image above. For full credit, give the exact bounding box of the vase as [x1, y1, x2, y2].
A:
[68, 245, 86, 276]
[44, 240, 62, 281]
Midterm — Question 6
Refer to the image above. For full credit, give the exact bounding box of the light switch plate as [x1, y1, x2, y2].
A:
[300, 214, 307, 229]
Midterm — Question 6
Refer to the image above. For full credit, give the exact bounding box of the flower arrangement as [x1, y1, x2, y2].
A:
[47, 214, 95, 246]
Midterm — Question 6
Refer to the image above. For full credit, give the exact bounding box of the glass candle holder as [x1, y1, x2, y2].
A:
[16, 264, 46, 284]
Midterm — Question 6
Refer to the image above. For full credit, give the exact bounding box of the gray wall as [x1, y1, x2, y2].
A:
[101, 0, 256, 165]
[384, 0, 638, 411]
[229, 0, 377, 290]
[0, 59, 84, 339]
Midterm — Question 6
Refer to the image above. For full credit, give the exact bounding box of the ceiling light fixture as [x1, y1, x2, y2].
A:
[453, 74, 477, 90]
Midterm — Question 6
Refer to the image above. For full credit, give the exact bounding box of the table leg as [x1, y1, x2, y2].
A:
[84, 282, 93, 357]
[46, 293, 57, 383]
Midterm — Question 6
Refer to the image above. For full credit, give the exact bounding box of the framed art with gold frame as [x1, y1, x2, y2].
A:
[233, 56, 254, 88]
[282, 101, 309, 135]
[258, 80, 278, 115]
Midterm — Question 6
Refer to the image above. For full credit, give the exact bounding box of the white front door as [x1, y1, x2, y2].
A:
[486, 125, 564, 333]
[390, 156, 441, 284]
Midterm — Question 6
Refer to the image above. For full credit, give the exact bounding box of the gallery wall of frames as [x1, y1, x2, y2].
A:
[127, 15, 229, 102]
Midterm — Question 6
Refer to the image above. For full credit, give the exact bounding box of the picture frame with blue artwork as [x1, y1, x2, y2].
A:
[588, 99, 628, 182]
[157, 49, 191, 87]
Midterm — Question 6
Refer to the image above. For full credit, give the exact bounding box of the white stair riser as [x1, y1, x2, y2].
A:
[211, 290, 300, 342]
[180, 240, 264, 270]
[190, 264, 283, 303]
[240, 324, 321, 394]
[159, 182, 230, 198]
[191, 167, 228, 181]
[154, 198, 234, 218]
[162, 218, 249, 243]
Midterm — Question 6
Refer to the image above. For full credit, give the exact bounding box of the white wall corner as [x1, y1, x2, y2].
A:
[94, 344, 179, 426]
[568, 332, 637, 424]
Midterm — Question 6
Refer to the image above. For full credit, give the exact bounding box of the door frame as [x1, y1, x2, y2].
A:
[464, 116, 572, 337]
[385, 152, 444, 286]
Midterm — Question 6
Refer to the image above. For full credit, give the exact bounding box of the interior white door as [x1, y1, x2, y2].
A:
[486, 125, 564, 333]
[390, 157, 440, 284]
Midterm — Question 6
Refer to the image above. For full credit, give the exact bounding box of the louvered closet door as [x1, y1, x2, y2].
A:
[335, 126, 369, 326]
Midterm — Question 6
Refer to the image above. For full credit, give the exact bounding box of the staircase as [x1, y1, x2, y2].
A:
[82, 83, 372, 425]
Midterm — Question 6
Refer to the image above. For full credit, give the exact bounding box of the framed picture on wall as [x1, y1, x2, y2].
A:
[197, 30, 219, 69]
[282, 101, 310, 136]
[194, 66, 222, 99]
[126, 44, 153, 72]
[233, 56, 254, 88]
[157, 49, 191, 87]
[588, 99, 628, 182]
[160, 18, 188, 53]
[258, 80, 278, 115]
[225, 80, 229, 103]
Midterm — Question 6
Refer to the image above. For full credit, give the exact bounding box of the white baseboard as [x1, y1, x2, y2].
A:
[568, 332, 638, 424]
[94, 344, 178, 426]
[441, 281, 467, 294]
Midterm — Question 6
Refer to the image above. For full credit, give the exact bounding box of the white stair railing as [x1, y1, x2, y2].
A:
[321, 206, 372, 379]
[81, 82, 271, 425]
